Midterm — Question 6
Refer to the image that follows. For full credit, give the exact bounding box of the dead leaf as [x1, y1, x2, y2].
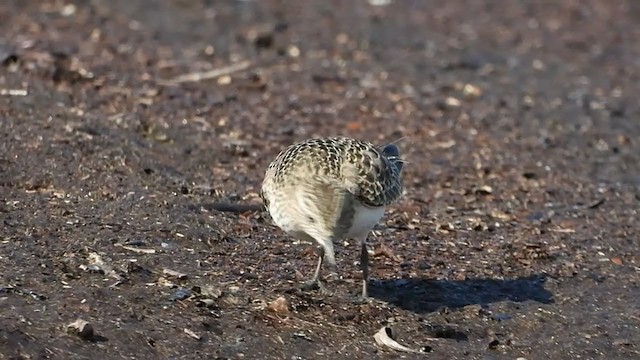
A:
[611, 257, 623, 265]
[373, 244, 401, 262]
[346, 121, 362, 131]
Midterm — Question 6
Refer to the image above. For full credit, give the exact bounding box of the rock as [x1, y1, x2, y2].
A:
[170, 287, 191, 301]
[67, 318, 94, 340]
[266, 296, 290, 315]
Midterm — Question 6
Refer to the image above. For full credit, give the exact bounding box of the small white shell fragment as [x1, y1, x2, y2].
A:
[374, 326, 422, 354]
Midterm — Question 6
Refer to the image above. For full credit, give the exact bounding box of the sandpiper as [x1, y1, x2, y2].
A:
[261, 137, 404, 300]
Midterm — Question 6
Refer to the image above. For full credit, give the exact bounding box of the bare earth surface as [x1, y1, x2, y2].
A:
[1, 1, 639, 359]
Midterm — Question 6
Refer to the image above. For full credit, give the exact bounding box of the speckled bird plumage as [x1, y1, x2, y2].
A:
[261, 136, 404, 299]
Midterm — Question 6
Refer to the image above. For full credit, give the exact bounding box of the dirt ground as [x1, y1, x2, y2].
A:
[1, 0, 639, 359]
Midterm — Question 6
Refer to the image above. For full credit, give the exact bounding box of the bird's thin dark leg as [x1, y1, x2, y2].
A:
[360, 239, 369, 299]
[300, 246, 329, 293]
[350, 237, 371, 304]
[311, 247, 324, 284]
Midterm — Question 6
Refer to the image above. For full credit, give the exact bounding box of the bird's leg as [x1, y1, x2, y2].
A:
[351, 236, 371, 304]
[361, 239, 369, 298]
[300, 246, 330, 294]
[360, 237, 370, 299]
[310, 246, 324, 284]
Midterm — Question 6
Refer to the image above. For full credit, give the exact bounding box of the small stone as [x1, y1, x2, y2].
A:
[287, 45, 300, 58]
[163, 269, 188, 280]
[197, 298, 217, 308]
[462, 83, 482, 98]
[67, 319, 94, 340]
[610, 257, 623, 265]
[60, 4, 77, 16]
[199, 286, 223, 299]
[445, 96, 461, 107]
[475, 185, 493, 195]
[184, 328, 201, 340]
[170, 287, 191, 301]
[491, 313, 513, 322]
[369, 0, 392, 6]
[266, 296, 290, 315]
[218, 75, 232, 85]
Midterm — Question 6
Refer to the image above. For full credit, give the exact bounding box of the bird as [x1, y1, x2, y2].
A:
[261, 136, 404, 301]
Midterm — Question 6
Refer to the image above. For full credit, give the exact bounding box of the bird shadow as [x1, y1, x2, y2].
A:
[369, 274, 553, 313]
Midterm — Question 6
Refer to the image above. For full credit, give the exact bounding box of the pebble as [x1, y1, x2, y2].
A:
[67, 318, 94, 340]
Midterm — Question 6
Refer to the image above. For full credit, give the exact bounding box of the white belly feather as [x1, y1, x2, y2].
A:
[345, 203, 385, 239]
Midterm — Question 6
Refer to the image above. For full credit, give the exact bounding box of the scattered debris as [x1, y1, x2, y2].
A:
[474, 185, 493, 195]
[266, 296, 290, 315]
[0, 89, 28, 96]
[462, 83, 482, 98]
[159, 60, 252, 85]
[0, 285, 47, 301]
[444, 96, 461, 107]
[368, 0, 392, 6]
[426, 139, 456, 149]
[436, 222, 455, 233]
[67, 318, 94, 340]
[196, 285, 223, 299]
[292, 332, 313, 342]
[373, 243, 401, 262]
[170, 287, 191, 301]
[79, 264, 104, 274]
[196, 298, 217, 308]
[124, 239, 148, 247]
[114, 242, 157, 254]
[163, 268, 188, 280]
[549, 227, 576, 234]
[612, 339, 634, 347]
[611, 257, 623, 265]
[374, 326, 424, 354]
[158, 277, 177, 288]
[588, 198, 606, 209]
[184, 328, 201, 340]
[491, 313, 513, 322]
[87, 253, 123, 281]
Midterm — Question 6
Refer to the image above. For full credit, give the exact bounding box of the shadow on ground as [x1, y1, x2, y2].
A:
[369, 275, 553, 313]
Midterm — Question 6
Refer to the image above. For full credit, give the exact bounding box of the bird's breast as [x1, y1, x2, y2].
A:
[344, 203, 385, 239]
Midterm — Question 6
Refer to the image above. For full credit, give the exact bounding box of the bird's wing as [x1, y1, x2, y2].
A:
[343, 149, 403, 207]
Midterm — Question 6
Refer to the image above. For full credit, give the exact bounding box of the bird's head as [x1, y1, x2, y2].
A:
[381, 143, 404, 174]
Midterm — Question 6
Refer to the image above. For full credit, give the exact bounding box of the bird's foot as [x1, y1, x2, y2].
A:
[299, 279, 320, 291]
[350, 279, 371, 304]
[299, 279, 332, 295]
[350, 294, 371, 305]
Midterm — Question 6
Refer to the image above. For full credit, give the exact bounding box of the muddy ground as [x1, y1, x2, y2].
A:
[1, 0, 639, 359]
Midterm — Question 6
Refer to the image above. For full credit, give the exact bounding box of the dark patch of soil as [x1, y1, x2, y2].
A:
[1, 1, 639, 359]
